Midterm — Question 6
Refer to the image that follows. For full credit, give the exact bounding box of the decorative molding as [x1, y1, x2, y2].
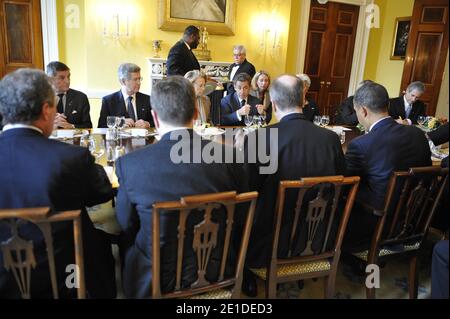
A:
[295, 0, 373, 96]
[147, 58, 231, 93]
[40, 0, 59, 67]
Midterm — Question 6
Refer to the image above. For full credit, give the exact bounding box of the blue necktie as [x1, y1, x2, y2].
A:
[405, 104, 412, 119]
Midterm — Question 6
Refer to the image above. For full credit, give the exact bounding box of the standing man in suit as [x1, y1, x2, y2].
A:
[220, 73, 262, 126]
[46, 61, 92, 129]
[167, 25, 201, 76]
[243, 75, 345, 295]
[115, 76, 248, 298]
[0, 68, 116, 298]
[344, 81, 431, 251]
[388, 81, 426, 125]
[98, 63, 153, 128]
[226, 45, 256, 95]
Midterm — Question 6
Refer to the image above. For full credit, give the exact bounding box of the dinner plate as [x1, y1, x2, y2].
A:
[50, 129, 89, 139]
[119, 128, 157, 138]
[198, 127, 226, 136]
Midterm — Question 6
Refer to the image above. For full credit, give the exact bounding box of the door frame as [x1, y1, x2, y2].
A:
[40, 0, 59, 67]
[296, 0, 373, 96]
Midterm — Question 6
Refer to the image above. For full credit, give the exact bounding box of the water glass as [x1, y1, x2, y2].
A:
[339, 131, 346, 145]
[321, 115, 330, 127]
[417, 115, 425, 127]
[313, 116, 322, 126]
[88, 137, 105, 161]
[107, 116, 117, 129]
[244, 115, 254, 127]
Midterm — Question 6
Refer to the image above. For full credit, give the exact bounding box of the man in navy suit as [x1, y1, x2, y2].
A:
[226, 45, 256, 95]
[0, 69, 116, 298]
[46, 61, 92, 128]
[244, 74, 346, 269]
[388, 81, 426, 125]
[115, 76, 248, 298]
[220, 73, 262, 126]
[344, 81, 431, 251]
[166, 25, 201, 76]
[98, 63, 154, 128]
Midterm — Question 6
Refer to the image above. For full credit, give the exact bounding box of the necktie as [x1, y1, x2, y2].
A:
[127, 96, 136, 121]
[57, 94, 64, 114]
[241, 99, 246, 107]
[406, 104, 412, 119]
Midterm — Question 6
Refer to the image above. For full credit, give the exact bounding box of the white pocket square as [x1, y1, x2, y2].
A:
[71, 110, 78, 114]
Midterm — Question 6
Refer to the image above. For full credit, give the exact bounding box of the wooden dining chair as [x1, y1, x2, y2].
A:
[0, 207, 85, 299]
[250, 176, 360, 298]
[351, 167, 448, 299]
[151, 191, 257, 299]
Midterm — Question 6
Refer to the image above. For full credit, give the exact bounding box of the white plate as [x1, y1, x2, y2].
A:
[200, 127, 226, 136]
[50, 129, 89, 139]
[120, 128, 156, 138]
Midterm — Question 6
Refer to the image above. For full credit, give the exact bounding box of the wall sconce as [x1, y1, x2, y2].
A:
[102, 13, 130, 40]
[259, 14, 282, 57]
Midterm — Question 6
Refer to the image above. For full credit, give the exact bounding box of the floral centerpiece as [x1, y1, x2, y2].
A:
[424, 116, 447, 130]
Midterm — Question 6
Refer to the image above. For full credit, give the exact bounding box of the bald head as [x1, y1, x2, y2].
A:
[269, 74, 304, 112]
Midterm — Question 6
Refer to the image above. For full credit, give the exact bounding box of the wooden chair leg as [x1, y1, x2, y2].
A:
[325, 275, 336, 299]
[267, 277, 277, 299]
[366, 286, 376, 299]
[408, 255, 418, 299]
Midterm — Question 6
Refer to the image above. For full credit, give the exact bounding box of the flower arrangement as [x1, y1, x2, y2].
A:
[424, 116, 446, 130]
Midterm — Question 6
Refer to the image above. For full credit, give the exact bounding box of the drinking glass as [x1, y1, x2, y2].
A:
[107, 116, 117, 129]
[339, 131, 346, 145]
[321, 115, 330, 127]
[417, 115, 425, 128]
[313, 116, 322, 126]
[244, 115, 254, 127]
[80, 135, 90, 148]
[88, 137, 105, 161]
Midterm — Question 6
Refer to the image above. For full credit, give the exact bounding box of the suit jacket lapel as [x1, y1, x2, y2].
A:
[64, 89, 74, 118]
[116, 91, 127, 116]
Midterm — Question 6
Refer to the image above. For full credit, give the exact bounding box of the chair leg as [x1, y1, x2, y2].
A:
[366, 286, 376, 299]
[408, 256, 418, 299]
[325, 275, 336, 299]
[266, 278, 277, 299]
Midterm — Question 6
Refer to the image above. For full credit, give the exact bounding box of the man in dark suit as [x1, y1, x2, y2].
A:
[220, 73, 262, 126]
[166, 25, 201, 76]
[334, 80, 374, 126]
[344, 81, 431, 251]
[388, 81, 426, 125]
[46, 61, 92, 128]
[0, 68, 116, 298]
[115, 76, 248, 298]
[244, 74, 346, 270]
[98, 63, 153, 128]
[226, 45, 256, 95]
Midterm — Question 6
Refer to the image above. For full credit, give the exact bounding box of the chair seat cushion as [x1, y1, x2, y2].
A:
[250, 260, 331, 280]
[188, 289, 232, 299]
[352, 242, 421, 261]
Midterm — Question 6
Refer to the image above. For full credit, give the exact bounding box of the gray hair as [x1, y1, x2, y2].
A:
[118, 63, 141, 82]
[46, 61, 70, 77]
[0, 68, 55, 125]
[150, 76, 196, 126]
[233, 45, 246, 55]
[184, 70, 207, 84]
[269, 74, 304, 112]
[353, 81, 389, 114]
[406, 81, 425, 94]
[296, 73, 311, 87]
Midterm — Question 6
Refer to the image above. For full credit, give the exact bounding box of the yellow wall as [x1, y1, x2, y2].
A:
[363, 0, 415, 97]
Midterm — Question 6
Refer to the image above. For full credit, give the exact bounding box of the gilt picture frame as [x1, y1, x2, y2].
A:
[158, 0, 236, 36]
[390, 17, 411, 60]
